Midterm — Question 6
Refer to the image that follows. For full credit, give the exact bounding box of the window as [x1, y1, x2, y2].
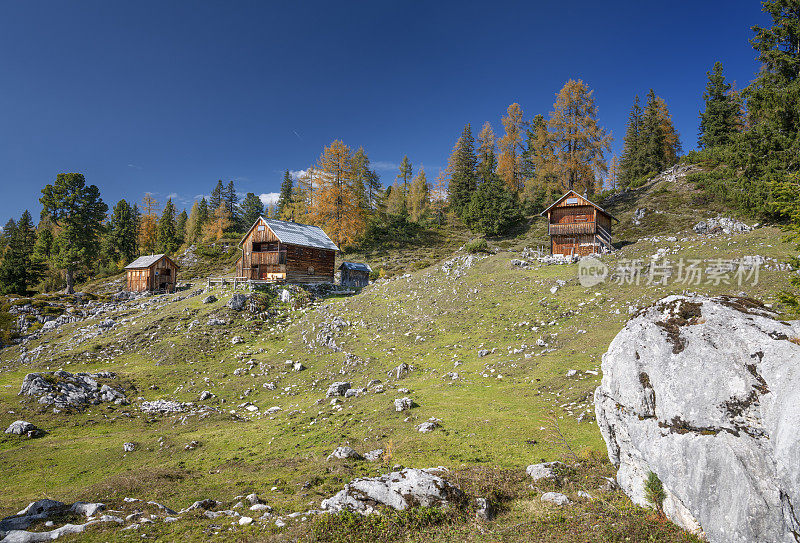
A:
[566, 197, 578, 204]
[257, 225, 265, 231]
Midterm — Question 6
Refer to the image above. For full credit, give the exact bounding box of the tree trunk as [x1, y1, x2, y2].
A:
[65, 267, 74, 294]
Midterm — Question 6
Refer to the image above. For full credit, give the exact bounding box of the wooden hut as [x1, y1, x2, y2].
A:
[540, 190, 618, 257]
[235, 217, 339, 283]
[124, 254, 179, 292]
[339, 262, 371, 289]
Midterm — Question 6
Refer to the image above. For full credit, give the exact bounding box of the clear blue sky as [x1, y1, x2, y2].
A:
[0, 0, 767, 223]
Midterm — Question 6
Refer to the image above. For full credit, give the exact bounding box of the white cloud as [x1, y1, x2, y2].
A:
[259, 192, 280, 206]
[372, 161, 399, 171]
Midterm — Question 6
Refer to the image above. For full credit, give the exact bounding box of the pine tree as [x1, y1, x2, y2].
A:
[209, 180, 224, 212]
[548, 79, 612, 195]
[639, 89, 680, 175]
[620, 95, 645, 185]
[0, 211, 42, 295]
[699, 61, 743, 149]
[477, 121, 498, 185]
[408, 168, 430, 222]
[107, 199, 138, 263]
[315, 140, 366, 247]
[39, 173, 107, 293]
[276, 171, 294, 218]
[497, 103, 526, 193]
[157, 199, 178, 254]
[176, 209, 188, 246]
[241, 192, 264, 228]
[139, 193, 159, 254]
[32, 218, 54, 262]
[607, 154, 620, 191]
[446, 123, 478, 217]
[1, 219, 16, 253]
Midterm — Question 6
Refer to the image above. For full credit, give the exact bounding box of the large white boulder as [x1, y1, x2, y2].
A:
[595, 295, 800, 543]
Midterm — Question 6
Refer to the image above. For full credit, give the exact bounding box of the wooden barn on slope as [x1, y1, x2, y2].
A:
[124, 254, 179, 292]
[339, 262, 372, 289]
[541, 190, 618, 257]
[235, 217, 339, 283]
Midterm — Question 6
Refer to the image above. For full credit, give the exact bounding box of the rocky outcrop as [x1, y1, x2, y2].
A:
[0, 499, 106, 541]
[693, 216, 753, 235]
[595, 295, 800, 543]
[320, 467, 464, 514]
[19, 371, 127, 409]
[4, 421, 43, 437]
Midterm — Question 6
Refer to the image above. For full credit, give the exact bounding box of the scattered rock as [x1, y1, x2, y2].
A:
[19, 371, 127, 409]
[693, 216, 752, 235]
[363, 449, 384, 462]
[227, 293, 248, 311]
[202, 295, 217, 304]
[475, 497, 494, 521]
[199, 390, 214, 401]
[4, 420, 41, 437]
[327, 446, 362, 461]
[394, 397, 413, 412]
[526, 462, 563, 482]
[541, 492, 570, 505]
[417, 418, 441, 433]
[595, 295, 800, 542]
[122, 442, 136, 452]
[326, 382, 351, 397]
[238, 516, 253, 526]
[320, 467, 464, 514]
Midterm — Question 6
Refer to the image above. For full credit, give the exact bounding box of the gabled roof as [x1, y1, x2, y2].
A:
[240, 217, 340, 251]
[124, 254, 178, 269]
[339, 262, 372, 272]
[540, 190, 619, 222]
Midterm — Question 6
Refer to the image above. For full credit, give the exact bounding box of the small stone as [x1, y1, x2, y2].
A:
[123, 442, 136, 452]
[202, 295, 217, 304]
[526, 461, 562, 481]
[541, 492, 570, 505]
[394, 397, 413, 412]
[327, 446, 362, 461]
[238, 516, 253, 526]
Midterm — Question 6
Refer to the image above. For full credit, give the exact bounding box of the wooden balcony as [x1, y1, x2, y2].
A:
[249, 250, 287, 266]
[549, 221, 597, 235]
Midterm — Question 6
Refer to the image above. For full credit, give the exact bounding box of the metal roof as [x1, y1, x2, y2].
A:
[260, 218, 340, 251]
[339, 261, 372, 272]
[124, 254, 175, 269]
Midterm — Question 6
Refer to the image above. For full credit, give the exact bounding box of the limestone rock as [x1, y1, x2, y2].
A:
[320, 467, 464, 514]
[202, 295, 217, 304]
[541, 492, 570, 505]
[394, 397, 413, 412]
[18, 371, 127, 409]
[4, 421, 40, 437]
[327, 446, 362, 461]
[594, 295, 800, 543]
[227, 293, 248, 311]
[526, 461, 563, 482]
[326, 382, 351, 397]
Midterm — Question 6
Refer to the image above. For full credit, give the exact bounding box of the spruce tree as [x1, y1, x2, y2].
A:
[446, 123, 477, 217]
[276, 170, 294, 218]
[463, 178, 521, 236]
[477, 121, 498, 185]
[353, 148, 381, 210]
[157, 198, 178, 254]
[176, 209, 188, 246]
[241, 192, 264, 227]
[194, 198, 209, 240]
[620, 95, 644, 185]
[640, 89, 667, 175]
[107, 199, 138, 263]
[0, 211, 42, 295]
[224, 180, 240, 228]
[699, 62, 741, 149]
[209, 180, 224, 211]
[1, 218, 16, 253]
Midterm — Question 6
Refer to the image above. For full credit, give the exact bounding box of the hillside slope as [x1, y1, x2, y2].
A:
[0, 169, 796, 541]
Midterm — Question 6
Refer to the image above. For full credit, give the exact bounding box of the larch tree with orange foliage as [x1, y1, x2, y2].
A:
[497, 103, 526, 193]
[548, 79, 612, 195]
[315, 140, 366, 248]
[138, 193, 159, 255]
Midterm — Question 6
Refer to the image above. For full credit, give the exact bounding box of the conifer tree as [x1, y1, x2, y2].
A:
[607, 154, 620, 191]
[138, 193, 159, 254]
[477, 122, 498, 185]
[463, 178, 521, 236]
[316, 140, 366, 247]
[204, 203, 232, 240]
[157, 198, 178, 254]
[548, 79, 611, 195]
[386, 180, 408, 217]
[1, 219, 16, 253]
[409, 168, 430, 222]
[209, 180, 224, 212]
[497, 103, 526, 193]
[353, 148, 381, 210]
[522, 114, 560, 205]
[699, 61, 743, 149]
[620, 95, 645, 185]
[32, 218, 54, 263]
[241, 192, 264, 228]
[276, 171, 294, 218]
[224, 180, 240, 228]
[398, 156, 413, 191]
[0, 211, 42, 295]
[639, 89, 681, 176]
[176, 209, 188, 246]
[107, 199, 138, 263]
[446, 123, 477, 217]
[39, 173, 107, 293]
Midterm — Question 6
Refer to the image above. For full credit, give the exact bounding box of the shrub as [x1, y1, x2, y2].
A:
[644, 471, 666, 516]
[464, 238, 489, 254]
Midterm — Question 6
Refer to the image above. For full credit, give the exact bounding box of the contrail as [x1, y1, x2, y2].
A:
[292, 129, 302, 140]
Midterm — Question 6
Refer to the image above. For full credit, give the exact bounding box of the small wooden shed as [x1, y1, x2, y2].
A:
[339, 262, 372, 289]
[540, 190, 618, 257]
[124, 254, 179, 292]
[235, 217, 339, 283]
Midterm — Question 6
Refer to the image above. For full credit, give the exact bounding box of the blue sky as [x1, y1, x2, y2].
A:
[0, 0, 767, 223]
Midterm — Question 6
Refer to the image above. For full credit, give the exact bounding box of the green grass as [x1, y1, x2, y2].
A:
[0, 173, 795, 540]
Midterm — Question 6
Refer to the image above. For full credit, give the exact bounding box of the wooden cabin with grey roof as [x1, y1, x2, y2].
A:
[235, 217, 340, 284]
[125, 254, 179, 292]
